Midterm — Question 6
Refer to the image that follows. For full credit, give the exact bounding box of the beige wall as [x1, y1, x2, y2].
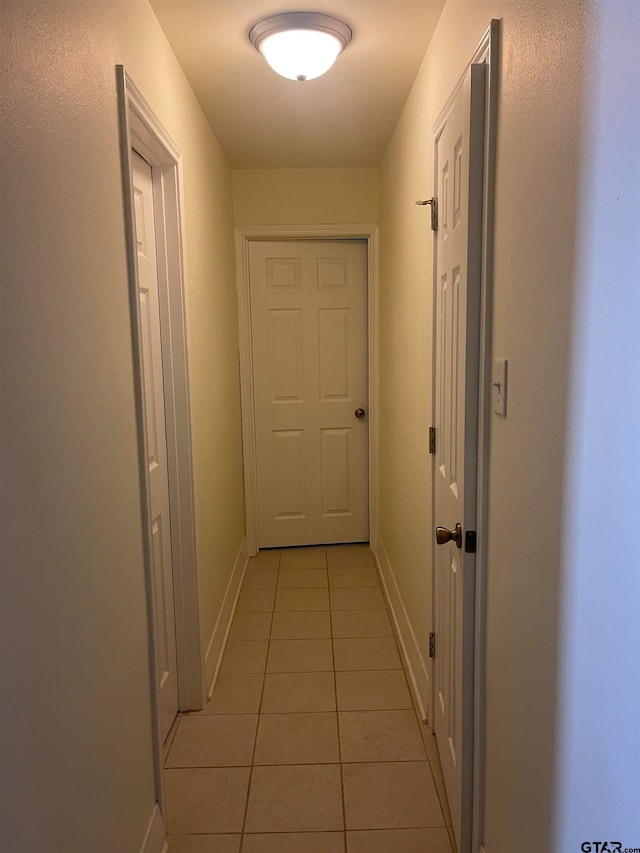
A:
[232, 167, 379, 225]
[553, 4, 640, 846]
[3, 1, 636, 850]
[1, 1, 244, 851]
[378, 1, 597, 850]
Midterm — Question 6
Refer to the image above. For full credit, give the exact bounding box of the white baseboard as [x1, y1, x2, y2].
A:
[140, 803, 165, 853]
[374, 538, 431, 722]
[204, 538, 249, 695]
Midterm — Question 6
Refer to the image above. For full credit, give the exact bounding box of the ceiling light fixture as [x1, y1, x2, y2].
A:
[249, 12, 352, 82]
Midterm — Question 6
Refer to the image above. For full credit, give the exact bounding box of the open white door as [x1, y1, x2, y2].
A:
[132, 150, 179, 742]
[433, 63, 486, 852]
[249, 240, 369, 547]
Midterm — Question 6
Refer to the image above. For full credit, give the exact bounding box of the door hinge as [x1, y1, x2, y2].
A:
[465, 530, 477, 554]
[429, 632, 435, 658]
[415, 197, 438, 231]
[429, 427, 436, 454]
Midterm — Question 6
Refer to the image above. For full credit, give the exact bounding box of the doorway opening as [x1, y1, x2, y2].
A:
[429, 21, 499, 853]
[236, 225, 380, 557]
[117, 67, 205, 824]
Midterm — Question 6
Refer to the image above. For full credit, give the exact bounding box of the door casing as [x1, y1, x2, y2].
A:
[116, 66, 205, 817]
[236, 225, 380, 557]
[429, 20, 499, 853]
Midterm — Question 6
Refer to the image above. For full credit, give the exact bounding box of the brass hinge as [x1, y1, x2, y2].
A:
[429, 427, 436, 454]
[415, 197, 438, 231]
[429, 632, 435, 658]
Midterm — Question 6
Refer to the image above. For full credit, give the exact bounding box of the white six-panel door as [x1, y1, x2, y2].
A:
[249, 240, 369, 547]
[433, 64, 486, 852]
[132, 150, 179, 741]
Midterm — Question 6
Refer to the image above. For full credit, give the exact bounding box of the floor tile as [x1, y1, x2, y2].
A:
[195, 674, 264, 714]
[339, 710, 426, 762]
[236, 588, 276, 613]
[166, 715, 258, 767]
[228, 612, 272, 641]
[247, 550, 281, 571]
[331, 610, 393, 639]
[255, 712, 339, 764]
[243, 833, 345, 853]
[245, 764, 343, 832]
[267, 639, 334, 673]
[329, 567, 379, 588]
[430, 760, 453, 827]
[164, 546, 453, 848]
[278, 568, 328, 588]
[168, 835, 241, 853]
[333, 638, 401, 671]
[164, 714, 181, 760]
[220, 640, 268, 674]
[275, 588, 330, 611]
[330, 587, 386, 611]
[280, 547, 327, 569]
[342, 762, 443, 830]
[327, 548, 375, 569]
[346, 828, 452, 853]
[262, 672, 336, 713]
[336, 670, 412, 711]
[242, 568, 278, 590]
[327, 543, 371, 554]
[271, 610, 331, 640]
[165, 767, 250, 833]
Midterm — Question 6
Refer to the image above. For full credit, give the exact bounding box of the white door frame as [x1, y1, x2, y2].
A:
[236, 225, 379, 556]
[116, 66, 206, 809]
[430, 21, 499, 853]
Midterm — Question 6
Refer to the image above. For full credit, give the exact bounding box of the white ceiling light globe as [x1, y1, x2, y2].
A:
[260, 29, 342, 81]
[249, 13, 352, 82]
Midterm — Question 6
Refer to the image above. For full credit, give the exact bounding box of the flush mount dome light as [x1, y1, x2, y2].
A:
[249, 12, 352, 81]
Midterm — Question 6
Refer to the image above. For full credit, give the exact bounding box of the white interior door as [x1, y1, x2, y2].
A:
[132, 150, 179, 741]
[433, 64, 486, 851]
[249, 240, 369, 547]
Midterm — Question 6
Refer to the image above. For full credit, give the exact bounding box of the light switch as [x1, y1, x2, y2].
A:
[492, 358, 508, 416]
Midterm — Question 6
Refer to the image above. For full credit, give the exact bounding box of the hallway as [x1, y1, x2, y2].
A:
[164, 545, 453, 853]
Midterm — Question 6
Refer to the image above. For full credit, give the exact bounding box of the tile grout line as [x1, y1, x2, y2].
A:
[328, 565, 348, 853]
[328, 550, 350, 853]
[238, 549, 281, 852]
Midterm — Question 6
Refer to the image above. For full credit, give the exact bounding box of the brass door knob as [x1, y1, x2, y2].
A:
[355, 408, 366, 419]
[436, 523, 462, 549]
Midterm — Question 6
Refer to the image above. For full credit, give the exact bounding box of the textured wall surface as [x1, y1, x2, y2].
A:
[1, 1, 244, 850]
[554, 3, 640, 848]
[378, 1, 637, 850]
[232, 167, 379, 225]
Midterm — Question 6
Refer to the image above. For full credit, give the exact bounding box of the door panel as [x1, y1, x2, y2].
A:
[272, 429, 306, 519]
[250, 240, 368, 547]
[433, 64, 486, 851]
[132, 150, 179, 741]
[269, 310, 303, 401]
[318, 309, 350, 399]
[321, 427, 351, 515]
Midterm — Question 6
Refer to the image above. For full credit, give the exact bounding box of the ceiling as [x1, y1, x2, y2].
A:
[149, 0, 446, 168]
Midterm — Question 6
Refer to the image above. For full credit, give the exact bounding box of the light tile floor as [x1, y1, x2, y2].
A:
[165, 545, 455, 853]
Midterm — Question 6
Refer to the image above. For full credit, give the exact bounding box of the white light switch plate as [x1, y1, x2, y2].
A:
[492, 358, 508, 416]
